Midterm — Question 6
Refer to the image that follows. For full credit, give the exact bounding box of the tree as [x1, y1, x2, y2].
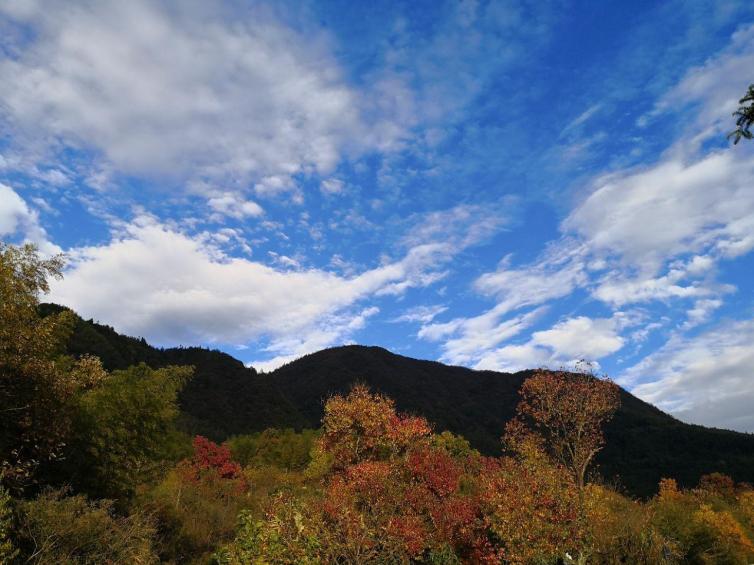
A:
[505, 370, 620, 491]
[729, 84, 754, 144]
[178, 436, 244, 485]
[147, 436, 247, 562]
[479, 456, 582, 565]
[0, 243, 106, 491]
[66, 363, 192, 501]
[219, 386, 495, 564]
[315, 384, 431, 471]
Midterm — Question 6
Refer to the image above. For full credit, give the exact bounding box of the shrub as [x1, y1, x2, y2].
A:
[144, 436, 248, 563]
[15, 489, 157, 564]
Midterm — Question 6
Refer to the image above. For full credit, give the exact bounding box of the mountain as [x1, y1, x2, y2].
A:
[41, 303, 754, 496]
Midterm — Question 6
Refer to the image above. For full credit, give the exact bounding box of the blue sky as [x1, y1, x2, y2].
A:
[1, 0, 754, 432]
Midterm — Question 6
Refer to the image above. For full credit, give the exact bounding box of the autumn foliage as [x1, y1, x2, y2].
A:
[179, 435, 244, 484]
[2, 244, 754, 564]
[217, 381, 754, 565]
[506, 369, 620, 490]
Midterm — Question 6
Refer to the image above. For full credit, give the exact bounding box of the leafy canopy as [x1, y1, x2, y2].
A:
[0, 243, 106, 491]
[505, 369, 620, 491]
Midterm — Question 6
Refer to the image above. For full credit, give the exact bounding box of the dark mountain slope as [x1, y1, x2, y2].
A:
[39, 304, 308, 437]
[266, 345, 754, 494]
[43, 304, 754, 496]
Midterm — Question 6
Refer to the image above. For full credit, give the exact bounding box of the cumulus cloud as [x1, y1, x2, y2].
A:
[49, 217, 455, 367]
[623, 319, 754, 432]
[0, 1, 364, 193]
[0, 182, 59, 254]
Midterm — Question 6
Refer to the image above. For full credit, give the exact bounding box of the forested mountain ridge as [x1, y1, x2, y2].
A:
[41, 303, 754, 496]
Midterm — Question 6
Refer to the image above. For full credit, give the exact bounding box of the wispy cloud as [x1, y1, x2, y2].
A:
[623, 319, 754, 432]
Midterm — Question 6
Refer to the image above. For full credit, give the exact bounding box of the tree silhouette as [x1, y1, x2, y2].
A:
[729, 84, 754, 144]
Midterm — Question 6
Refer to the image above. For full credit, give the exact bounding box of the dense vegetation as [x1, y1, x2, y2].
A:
[41, 303, 754, 497]
[2, 242, 754, 563]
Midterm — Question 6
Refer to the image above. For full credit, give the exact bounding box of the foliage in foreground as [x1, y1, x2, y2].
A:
[14, 489, 157, 564]
[216, 386, 754, 565]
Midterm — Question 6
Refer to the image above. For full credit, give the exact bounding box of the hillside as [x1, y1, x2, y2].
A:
[42, 304, 754, 496]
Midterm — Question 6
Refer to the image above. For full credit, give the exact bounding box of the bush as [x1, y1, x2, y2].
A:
[651, 477, 754, 564]
[143, 436, 249, 563]
[228, 428, 319, 471]
[15, 489, 157, 564]
[584, 484, 678, 564]
[0, 486, 18, 563]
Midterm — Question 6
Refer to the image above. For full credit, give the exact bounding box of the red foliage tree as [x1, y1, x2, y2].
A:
[313, 386, 496, 562]
[178, 436, 245, 491]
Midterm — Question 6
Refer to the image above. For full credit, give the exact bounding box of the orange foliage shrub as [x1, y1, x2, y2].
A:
[316, 384, 431, 470]
[479, 455, 582, 565]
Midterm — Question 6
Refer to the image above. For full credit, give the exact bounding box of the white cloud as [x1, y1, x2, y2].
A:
[402, 200, 516, 251]
[473, 242, 588, 308]
[392, 304, 447, 324]
[681, 298, 722, 330]
[623, 319, 754, 432]
[419, 239, 587, 366]
[0, 183, 32, 236]
[424, 27, 754, 371]
[421, 308, 546, 367]
[593, 269, 716, 306]
[49, 217, 453, 367]
[207, 193, 264, 220]
[473, 314, 625, 372]
[564, 150, 754, 269]
[653, 24, 754, 134]
[320, 178, 345, 195]
[531, 316, 624, 359]
[0, 1, 364, 193]
[252, 306, 380, 372]
[0, 182, 59, 254]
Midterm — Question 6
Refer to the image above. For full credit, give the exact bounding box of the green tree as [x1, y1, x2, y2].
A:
[66, 363, 192, 501]
[729, 84, 754, 144]
[228, 428, 319, 471]
[0, 243, 104, 491]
